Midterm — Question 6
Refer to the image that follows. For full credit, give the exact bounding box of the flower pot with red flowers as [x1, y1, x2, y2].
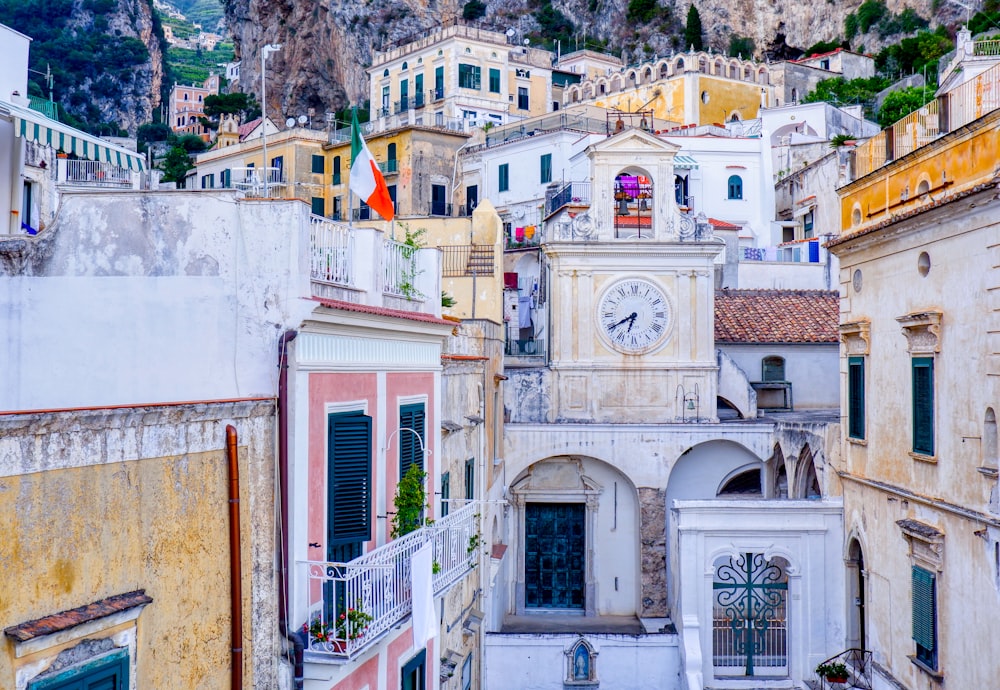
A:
[337, 604, 374, 642]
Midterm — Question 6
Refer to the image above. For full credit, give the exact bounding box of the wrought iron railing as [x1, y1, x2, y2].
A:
[383, 237, 419, 298]
[298, 501, 480, 660]
[816, 648, 872, 689]
[63, 160, 132, 187]
[711, 612, 788, 675]
[854, 62, 1000, 177]
[379, 159, 398, 174]
[441, 245, 495, 277]
[546, 181, 592, 216]
[309, 215, 354, 286]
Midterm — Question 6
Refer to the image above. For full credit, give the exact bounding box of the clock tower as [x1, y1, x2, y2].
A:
[544, 128, 723, 424]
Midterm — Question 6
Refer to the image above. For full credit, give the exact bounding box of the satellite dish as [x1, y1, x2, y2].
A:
[285, 117, 295, 128]
[297, 114, 308, 125]
[505, 28, 516, 37]
[523, 39, 530, 46]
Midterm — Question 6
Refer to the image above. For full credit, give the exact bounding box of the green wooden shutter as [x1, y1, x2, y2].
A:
[441, 471, 450, 517]
[311, 196, 324, 216]
[489, 68, 501, 93]
[328, 412, 372, 544]
[465, 457, 475, 500]
[912, 358, 934, 455]
[312, 154, 324, 174]
[848, 356, 865, 439]
[29, 648, 129, 689]
[399, 403, 426, 478]
[540, 153, 552, 184]
[912, 566, 936, 651]
[499, 163, 509, 192]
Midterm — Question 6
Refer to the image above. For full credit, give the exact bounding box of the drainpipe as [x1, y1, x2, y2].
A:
[226, 424, 244, 690]
[276, 330, 305, 690]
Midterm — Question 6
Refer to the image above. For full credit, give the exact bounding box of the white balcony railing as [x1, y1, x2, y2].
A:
[231, 166, 286, 197]
[309, 215, 354, 286]
[62, 160, 133, 188]
[383, 237, 420, 298]
[298, 501, 480, 660]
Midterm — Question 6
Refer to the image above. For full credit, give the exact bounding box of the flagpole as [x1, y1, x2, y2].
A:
[348, 105, 355, 230]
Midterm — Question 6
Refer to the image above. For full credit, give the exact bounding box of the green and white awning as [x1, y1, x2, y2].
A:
[673, 154, 699, 169]
[1, 100, 145, 171]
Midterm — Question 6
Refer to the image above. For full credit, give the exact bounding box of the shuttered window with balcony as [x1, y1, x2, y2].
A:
[459, 64, 481, 90]
[399, 403, 426, 478]
[327, 411, 373, 547]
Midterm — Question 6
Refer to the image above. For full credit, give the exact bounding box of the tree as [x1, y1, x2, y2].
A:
[462, 0, 486, 20]
[159, 146, 194, 183]
[801, 76, 890, 119]
[877, 86, 935, 128]
[627, 0, 657, 23]
[728, 35, 754, 58]
[137, 122, 171, 145]
[684, 4, 704, 51]
[203, 92, 256, 120]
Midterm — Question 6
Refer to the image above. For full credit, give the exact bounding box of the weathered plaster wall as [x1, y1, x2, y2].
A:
[0, 400, 278, 689]
[719, 343, 839, 409]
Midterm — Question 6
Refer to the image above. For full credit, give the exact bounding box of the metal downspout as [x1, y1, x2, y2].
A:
[225, 424, 244, 690]
[277, 330, 304, 690]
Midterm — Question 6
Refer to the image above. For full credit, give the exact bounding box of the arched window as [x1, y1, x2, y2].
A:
[674, 174, 689, 206]
[383, 68, 389, 77]
[718, 468, 762, 495]
[387, 142, 397, 162]
[183, 93, 189, 100]
[401, 61, 408, 70]
[985, 408, 998, 470]
[728, 175, 743, 200]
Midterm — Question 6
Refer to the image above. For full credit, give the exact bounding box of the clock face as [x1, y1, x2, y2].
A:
[597, 279, 671, 354]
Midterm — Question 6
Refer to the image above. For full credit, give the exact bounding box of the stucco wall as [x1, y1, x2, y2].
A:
[719, 343, 839, 409]
[0, 400, 278, 689]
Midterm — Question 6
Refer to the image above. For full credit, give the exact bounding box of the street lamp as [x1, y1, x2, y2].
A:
[260, 43, 282, 197]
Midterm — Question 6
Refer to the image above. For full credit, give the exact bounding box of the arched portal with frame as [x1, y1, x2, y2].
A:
[508, 455, 640, 618]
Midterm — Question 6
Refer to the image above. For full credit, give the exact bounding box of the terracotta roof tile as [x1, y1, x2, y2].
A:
[708, 218, 740, 228]
[4, 591, 152, 642]
[312, 297, 454, 326]
[715, 289, 839, 343]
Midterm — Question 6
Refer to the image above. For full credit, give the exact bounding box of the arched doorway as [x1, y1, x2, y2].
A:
[846, 538, 867, 651]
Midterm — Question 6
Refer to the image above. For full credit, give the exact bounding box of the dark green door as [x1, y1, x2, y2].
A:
[525, 503, 585, 608]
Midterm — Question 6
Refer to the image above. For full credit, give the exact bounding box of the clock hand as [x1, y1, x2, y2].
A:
[608, 314, 633, 330]
[626, 312, 638, 332]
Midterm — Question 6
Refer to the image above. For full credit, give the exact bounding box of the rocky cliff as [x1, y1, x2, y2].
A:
[223, 0, 960, 119]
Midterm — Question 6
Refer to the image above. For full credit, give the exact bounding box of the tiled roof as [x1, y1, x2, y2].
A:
[708, 218, 740, 228]
[4, 591, 152, 642]
[312, 297, 454, 326]
[238, 117, 262, 138]
[715, 289, 839, 343]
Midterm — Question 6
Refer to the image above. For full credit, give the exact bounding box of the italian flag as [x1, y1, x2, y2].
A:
[349, 109, 395, 222]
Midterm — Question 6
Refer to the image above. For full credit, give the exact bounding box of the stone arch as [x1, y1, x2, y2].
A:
[743, 65, 753, 80]
[668, 440, 765, 505]
[610, 74, 623, 92]
[758, 67, 770, 85]
[729, 60, 739, 78]
[674, 56, 686, 72]
[508, 455, 641, 617]
[643, 66, 653, 84]
[627, 69, 639, 85]
[567, 85, 581, 102]
[845, 532, 868, 650]
[714, 58, 725, 75]
[766, 443, 786, 498]
[583, 82, 595, 99]
[657, 59, 670, 78]
[793, 444, 822, 499]
[698, 56, 708, 73]
[718, 465, 763, 496]
[985, 407, 998, 470]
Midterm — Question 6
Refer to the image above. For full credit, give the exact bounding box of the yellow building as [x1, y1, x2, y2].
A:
[828, 51, 1000, 690]
[324, 124, 471, 222]
[193, 126, 330, 213]
[563, 50, 775, 126]
[367, 19, 555, 133]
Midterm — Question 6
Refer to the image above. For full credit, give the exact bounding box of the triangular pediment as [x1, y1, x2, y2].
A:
[586, 127, 681, 157]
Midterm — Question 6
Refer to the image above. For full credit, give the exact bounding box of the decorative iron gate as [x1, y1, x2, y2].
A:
[712, 552, 788, 676]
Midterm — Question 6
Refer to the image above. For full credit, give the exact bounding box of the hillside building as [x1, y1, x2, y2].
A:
[167, 73, 220, 141]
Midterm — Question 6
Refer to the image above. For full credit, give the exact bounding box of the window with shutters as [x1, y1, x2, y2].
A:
[912, 566, 938, 669]
[327, 411, 373, 547]
[402, 649, 427, 690]
[540, 153, 552, 184]
[465, 457, 475, 500]
[912, 357, 934, 456]
[399, 403, 426, 479]
[489, 68, 501, 93]
[441, 471, 450, 517]
[312, 154, 325, 174]
[434, 66, 444, 99]
[332, 156, 342, 185]
[762, 356, 785, 381]
[848, 356, 865, 440]
[517, 86, 529, 110]
[498, 163, 509, 193]
[459, 64, 481, 90]
[728, 175, 743, 200]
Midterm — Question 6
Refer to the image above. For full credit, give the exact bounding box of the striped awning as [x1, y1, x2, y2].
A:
[1, 100, 145, 172]
[673, 154, 699, 169]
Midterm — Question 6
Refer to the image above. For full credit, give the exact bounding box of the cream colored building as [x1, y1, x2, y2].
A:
[828, 41, 1000, 690]
[367, 19, 555, 134]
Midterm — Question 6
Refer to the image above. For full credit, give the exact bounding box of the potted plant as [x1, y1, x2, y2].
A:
[303, 613, 342, 651]
[816, 661, 849, 684]
[336, 605, 373, 641]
